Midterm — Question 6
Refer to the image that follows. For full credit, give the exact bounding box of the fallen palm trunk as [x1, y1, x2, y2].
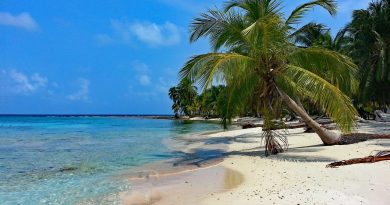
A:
[338, 133, 390, 144]
[326, 151, 390, 168]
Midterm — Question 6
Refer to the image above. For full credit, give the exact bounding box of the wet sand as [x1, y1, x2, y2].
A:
[117, 127, 241, 205]
[121, 165, 243, 205]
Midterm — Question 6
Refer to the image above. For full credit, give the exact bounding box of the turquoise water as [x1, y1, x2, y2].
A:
[0, 116, 223, 204]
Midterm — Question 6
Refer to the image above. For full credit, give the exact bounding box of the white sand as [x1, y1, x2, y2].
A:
[199, 122, 390, 205]
[121, 122, 390, 205]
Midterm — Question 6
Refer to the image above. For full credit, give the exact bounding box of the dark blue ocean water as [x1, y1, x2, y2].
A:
[0, 116, 223, 204]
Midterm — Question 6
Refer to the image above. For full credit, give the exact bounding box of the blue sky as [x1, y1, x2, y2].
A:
[0, 0, 371, 114]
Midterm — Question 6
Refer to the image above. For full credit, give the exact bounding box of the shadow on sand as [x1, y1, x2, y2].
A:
[178, 133, 259, 146]
[170, 134, 338, 167]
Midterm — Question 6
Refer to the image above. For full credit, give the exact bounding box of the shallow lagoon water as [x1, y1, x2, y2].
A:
[0, 116, 223, 204]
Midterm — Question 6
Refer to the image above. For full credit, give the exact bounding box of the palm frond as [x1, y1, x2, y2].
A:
[179, 53, 254, 90]
[286, 0, 337, 26]
[190, 9, 226, 43]
[276, 65, 358, 133]
[290, 22, 329, 46]
[190, 9, 250, 52]
[288, 47, 358, 95]
[224, 0, 283, 19]
[224, 0, 243, 12]
[220, 64, 259, 127]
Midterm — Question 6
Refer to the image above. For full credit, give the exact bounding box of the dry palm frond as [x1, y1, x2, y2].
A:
[261, 129, 289, 156]
[326, 150, 390, 168]
[260, 113, 289, 156]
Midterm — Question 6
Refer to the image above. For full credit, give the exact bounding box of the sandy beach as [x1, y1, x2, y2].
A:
[122, 121, 390, 205]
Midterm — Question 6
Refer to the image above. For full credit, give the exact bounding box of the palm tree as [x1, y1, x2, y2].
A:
[293, 23, 331, 47]
[199, 85, 226, 117]
[178, 78, 198, 116]
[292, 23, 356, 95]
[292, 23, 349, 52]
[168, 78, 199, 117]
[180, 0, 358, 155]
[168, 87, 181, 117]
[345, 0, 390, 107]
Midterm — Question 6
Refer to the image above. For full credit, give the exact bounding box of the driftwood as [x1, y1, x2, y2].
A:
[326, 151, 390, 168]
[241, 119, 333, 130]
[374, 110, 390, 122]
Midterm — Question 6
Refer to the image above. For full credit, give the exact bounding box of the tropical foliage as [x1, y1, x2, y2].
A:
[198, 85, 227, 117]
[292, 23, 349, 52]
[344, 0, 390, 107]
[174, 0, 358, 155]
[292, 0, 390, 110]
[168, 78, 198, 117]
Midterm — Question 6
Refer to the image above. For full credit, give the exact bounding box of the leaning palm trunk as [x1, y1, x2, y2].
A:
[278, 89, 341, 145]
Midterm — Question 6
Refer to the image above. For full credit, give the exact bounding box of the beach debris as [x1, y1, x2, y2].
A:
[374, 110, 390, 122]
[242, 123, 257, 129]
[58, 166, 78, 172]
[132, 170, 160, 181]
[241, 118, 334, 130]
[326, 151, 390, 168]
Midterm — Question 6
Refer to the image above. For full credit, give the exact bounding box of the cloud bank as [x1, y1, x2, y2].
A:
[0, 12, 39, 31]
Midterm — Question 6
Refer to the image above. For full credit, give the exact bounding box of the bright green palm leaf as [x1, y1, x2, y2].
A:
[180, 53, 254, 90]
[288, 47, 359, 94]
[276, 65, 357, 132]
[286, 0, 337, 26]
[219, 59, 259, 126]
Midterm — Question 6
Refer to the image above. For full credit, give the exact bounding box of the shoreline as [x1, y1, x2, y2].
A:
[117, 128, 243, 205]
[121, 165, 243, 205]
[120, 121, 390, 205]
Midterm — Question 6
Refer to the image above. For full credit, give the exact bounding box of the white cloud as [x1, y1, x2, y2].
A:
[129, 21, 180, 46]
[97, 20, 181, 47]
[125, 67, 177, 104]
[138, 75, 151, 86]
[31, 73, 48, 87]
[67, 78, 90, 101]
[0, 12, 39, 31]
[132, 61, 152, 86]
[4, 70, 48, 93]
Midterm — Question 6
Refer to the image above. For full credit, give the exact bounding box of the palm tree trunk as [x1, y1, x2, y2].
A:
[277, 89, 341, 145]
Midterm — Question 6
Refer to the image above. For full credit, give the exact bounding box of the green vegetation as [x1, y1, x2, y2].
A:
[290, 0, 390, 111]
[169, 84, 261, 119]
[169, 78, 198, 117]
[169, 0, 390, 155]
[346, 0, 390, 107]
